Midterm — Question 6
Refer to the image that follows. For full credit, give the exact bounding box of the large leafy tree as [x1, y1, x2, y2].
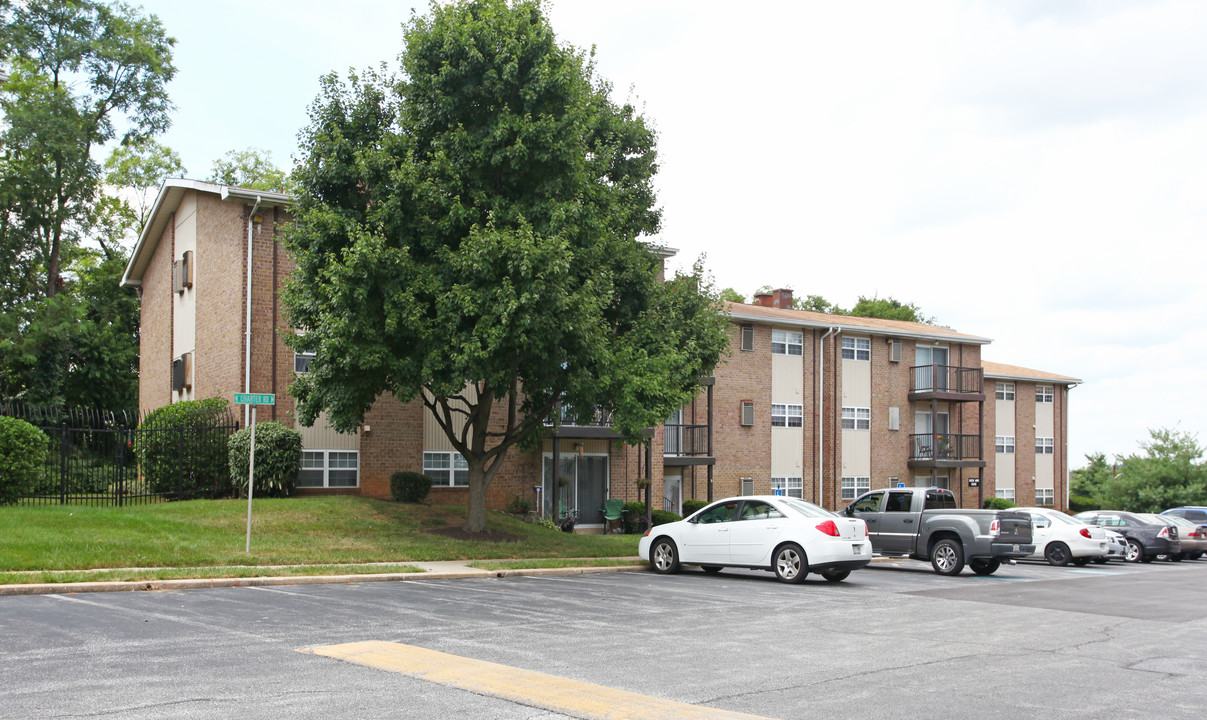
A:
[284, 0, 729, 532]
[208, 147, 290, 193]
[1101, 428, 1207, 512]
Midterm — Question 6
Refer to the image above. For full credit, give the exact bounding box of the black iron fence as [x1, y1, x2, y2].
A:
[1, 404, 239, 506]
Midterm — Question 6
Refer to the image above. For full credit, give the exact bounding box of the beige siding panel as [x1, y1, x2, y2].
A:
[997, 454, 1016, 490]
[995, 400, 1015, 435]
[841, 357, 872, 407]
[1036, 400, 1054, 437]
[172, 192, 198, 403]
[841, 429, 871, 477]
[771, 353, 804, 403]
[1036, 454, 1054, 490]
[422, 386, 479, 451]
[771, 428, 804, 477]
[300, 412, 360, 451]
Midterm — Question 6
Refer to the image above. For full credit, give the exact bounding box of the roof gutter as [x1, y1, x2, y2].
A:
[726, 309, 992, 346]
[243, 195, 262, 429]
[818, 326, 840, 505]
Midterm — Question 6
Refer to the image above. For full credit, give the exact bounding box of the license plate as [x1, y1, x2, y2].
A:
[1013, 544, 1020, 553]
[853, 544, 863, 555]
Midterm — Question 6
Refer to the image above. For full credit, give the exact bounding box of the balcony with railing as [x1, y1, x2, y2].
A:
[543, 406, 621, 439]
[908, 433, 985, 468]
[909, 364, 985, 401]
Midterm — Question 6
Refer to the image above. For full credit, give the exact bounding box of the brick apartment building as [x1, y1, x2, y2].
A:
[122, 180, 1080, 527]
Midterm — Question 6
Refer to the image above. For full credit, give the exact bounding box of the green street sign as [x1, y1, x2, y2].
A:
[234, 393, 276, 405]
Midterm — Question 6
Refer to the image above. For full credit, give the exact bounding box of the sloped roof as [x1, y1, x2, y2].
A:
[724, 301, 992, 345]
[982, 361, 1081, 385]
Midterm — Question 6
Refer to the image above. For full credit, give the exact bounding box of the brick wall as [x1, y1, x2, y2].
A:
[711, 322, 772, 500]
[1015, 381, 1038, 507]
[193, 192, 248, 411]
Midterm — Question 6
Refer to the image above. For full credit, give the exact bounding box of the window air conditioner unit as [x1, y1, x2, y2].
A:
[172, 352, 193, 391]
[888, 338, 902, 363]
[173, 250, 193, 293]
[741, 401, 755, 427]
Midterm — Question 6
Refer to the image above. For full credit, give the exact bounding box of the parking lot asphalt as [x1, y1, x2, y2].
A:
[3, 557, 1207, 719]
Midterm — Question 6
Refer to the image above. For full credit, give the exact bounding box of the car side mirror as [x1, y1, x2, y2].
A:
[844, 505, 855, 517]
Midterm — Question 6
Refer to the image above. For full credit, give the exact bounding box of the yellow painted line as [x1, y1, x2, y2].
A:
[298, 640, 777, 720]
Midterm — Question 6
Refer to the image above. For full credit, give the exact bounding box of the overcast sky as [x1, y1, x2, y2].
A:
[134, 0, 1207, 468]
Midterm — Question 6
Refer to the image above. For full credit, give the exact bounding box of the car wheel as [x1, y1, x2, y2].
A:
[1045, 542, 1072, 567]
[821, 569, 850, 583]
[1169, 553, 1183, 562]
[1071, 557, 1090, 566]
[1124, 539, 1143, 563]
[930, 538, 965, 575]
[650, 538, 680, 574]
[1193, 552, 1204, 560]
[970, 558, 1000, 576]
[701, 565, 722, 574]
[773, 543, 808, 584]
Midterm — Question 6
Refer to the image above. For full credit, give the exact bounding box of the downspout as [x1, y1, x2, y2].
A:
[818, 326, 840, 505]
[244, 196, 262, 428]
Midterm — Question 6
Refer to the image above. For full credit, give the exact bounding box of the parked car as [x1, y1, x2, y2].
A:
[1140, 514, 1206, 561]
[638, 495, 872, 583]
[1161, 506, 1207, 525]
[1015, 507, 1108, 566]
[1073, 511, 1181, 563]
[844, 487, 1033, 576]
[1096, 530, 1127, 563]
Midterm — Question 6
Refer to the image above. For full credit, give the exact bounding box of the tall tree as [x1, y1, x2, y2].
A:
[1101, 428, 1207, 512]
[284, 0, 729, 532]
[207, 147, 289, 192]
[0, 0, 175, 301]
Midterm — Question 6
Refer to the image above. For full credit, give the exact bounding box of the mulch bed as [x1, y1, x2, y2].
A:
[426, 527, 522, 543]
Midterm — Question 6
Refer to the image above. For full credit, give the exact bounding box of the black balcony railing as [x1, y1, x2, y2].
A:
[909, 433, 981, 462]
[544, 406, 614, 428]
[910, 365, 983, 395]
[663, 424, 709, 456]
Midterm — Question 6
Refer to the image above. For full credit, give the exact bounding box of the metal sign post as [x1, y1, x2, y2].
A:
[233, 393, 275, 554]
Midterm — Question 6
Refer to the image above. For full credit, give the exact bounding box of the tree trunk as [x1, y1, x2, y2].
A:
[464, 462, 490, 533]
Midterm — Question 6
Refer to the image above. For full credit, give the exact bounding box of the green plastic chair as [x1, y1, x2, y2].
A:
[602, 498, 625, 533]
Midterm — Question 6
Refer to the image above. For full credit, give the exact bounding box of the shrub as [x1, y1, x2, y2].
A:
[390, 471, 433, 503]
[682, 499, 708, 516]
[0, 417, 49, 504]
[132, 397, 232, 497]
[507, 495, 532, 514]
[623, 501, 647, 534]
[1068, 494, 1100, 513]
[651, 509, 681, 526]
[983, 497, 1018, 510]
[228, 421, 303, 498]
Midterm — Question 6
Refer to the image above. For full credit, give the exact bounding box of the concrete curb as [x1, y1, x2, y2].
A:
[0, 564, 650, 596]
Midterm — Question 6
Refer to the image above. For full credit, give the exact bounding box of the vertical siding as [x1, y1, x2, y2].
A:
[299, 412, 360, 451]
[770, 350, 804, 478]
[171, 194, 197, 403]
[840, 344, 871, 481]
[1035, 394, 1055, 490]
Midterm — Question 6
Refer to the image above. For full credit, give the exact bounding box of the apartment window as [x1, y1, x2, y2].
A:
[1036, 488, 1055, 506]
[771, 477, 803, 499]
[771, 329, 803, 356]
[1037, 385, 1054, 403]
[841, 476, 870, 500]
[297, 450, 359, 488]
[771, 403, 803, 428]
[995, 436, 1015, 454]
[1036, 437, 1054, 455]
[995, 382, 1015, 401]
[995, 488, 1016, 501]
[294, 350, 316, 374]
[842, 407, 871, 430]
[841, 336, 870, 361]
[740, 324, 754, 352]
[423, 451, 469, 487]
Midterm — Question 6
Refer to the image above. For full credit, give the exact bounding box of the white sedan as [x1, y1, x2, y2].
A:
[637, 495, 872, 583]
[1016, 507, 1109, 566]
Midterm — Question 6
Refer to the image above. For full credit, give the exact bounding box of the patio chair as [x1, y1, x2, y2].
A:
[602, 498, 625, 533]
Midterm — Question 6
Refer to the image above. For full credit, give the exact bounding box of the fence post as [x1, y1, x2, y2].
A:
[60, 421, 69, 505]
[116, 427, 127, 508]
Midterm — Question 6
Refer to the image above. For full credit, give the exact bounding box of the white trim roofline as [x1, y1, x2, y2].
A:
[726, 308, 993, 346]
[121, 178, 293, 288]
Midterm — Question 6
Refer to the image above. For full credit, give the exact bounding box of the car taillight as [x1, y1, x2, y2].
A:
[1080, 528, 1091, 538]
[816, 520, 840, 537]
[990, 519, 1000, 535]
[865, 524, 869, 537]
[1158, 526, 1169, 539]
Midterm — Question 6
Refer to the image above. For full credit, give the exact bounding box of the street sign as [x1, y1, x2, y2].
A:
[896, 482, 906, 488]
[234, 393, 275, 405]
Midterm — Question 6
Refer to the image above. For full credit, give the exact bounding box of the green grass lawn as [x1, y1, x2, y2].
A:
[0, 497, 642, 584]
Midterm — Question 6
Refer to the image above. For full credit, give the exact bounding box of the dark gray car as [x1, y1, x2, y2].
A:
[1073, 510, 1180, 562]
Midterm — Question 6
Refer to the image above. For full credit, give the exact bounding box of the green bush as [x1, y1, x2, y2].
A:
[0, 417, 49, 504]
[1068, 494, 1100, 513]
[682, 499, 708, 516]
[390, 471, 433, 503]
[132, 397, 232, 497]
[623, 501, 647, 534]
[228, 421, 303, 498]
[983, 497, 1018, 510]
[507, 495, 532, 514]
[651, 509, 681, 526]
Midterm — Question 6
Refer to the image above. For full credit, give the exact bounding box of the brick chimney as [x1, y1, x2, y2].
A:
[772, 288, 794, 309]
[753, 292, 773, 307]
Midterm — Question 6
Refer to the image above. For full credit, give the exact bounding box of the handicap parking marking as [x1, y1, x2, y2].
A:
[299, 641, 778, 720]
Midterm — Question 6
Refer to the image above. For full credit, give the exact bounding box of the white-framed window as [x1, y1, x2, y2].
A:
[740, 324, 754, 352]
[1036, 437, 1054, 454]
[294, 350, 316, 374]
[842, 406, 871, 430]
[771, 403, 803, 428]
[771, 477, 804, 498]
[771, 329, 803, 356]
[841, 476, 870, 500]
[423, 451, 469, 487]
[1037, 385, 1054, 403]
[995, 436, 1015, 454]
[996, 488, 1016, 501]
[1036, 488, 1054, 506]
[914, 474, 950, 490]
[841, 336, 870, 361]
[297, 450, 359, 488]
[995, 382, 1015, 401]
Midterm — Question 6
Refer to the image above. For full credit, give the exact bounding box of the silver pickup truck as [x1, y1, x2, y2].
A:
[843, 487, 1034, 576]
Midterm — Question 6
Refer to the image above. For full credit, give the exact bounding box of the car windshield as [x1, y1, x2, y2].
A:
[1166, 516, 1194, 528]
[778, 497, 837, 519]
[1040, 512, 1078, 526]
